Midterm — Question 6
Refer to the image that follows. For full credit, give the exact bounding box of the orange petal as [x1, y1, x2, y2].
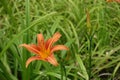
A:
[20, 44, 40, 55]
[115, 0, 120, 3]
[30, 44, 40, 50]
[45, 54, 59, 66]
[26, 56, 42, 68]
[46, 32, 61, 49]
[51, 45, 69, 53]
[37, 34, 45, 47]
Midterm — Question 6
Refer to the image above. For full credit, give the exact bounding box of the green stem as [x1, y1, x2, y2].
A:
[60, 59, 67, 80]
[25, 0, 30, 43]
[88, 36, 92, 79]
[22, 0, 30, 80]
[60, 60, 63, 80]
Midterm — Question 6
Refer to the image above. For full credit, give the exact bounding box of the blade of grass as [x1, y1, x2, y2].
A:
[46, 72, 71, 80]
[0, 61, 17, 80]
[112, 62, 120, 78]
[75, 53, 89, 80]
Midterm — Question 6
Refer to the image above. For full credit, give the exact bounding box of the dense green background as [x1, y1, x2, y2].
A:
[0, 0, 120, 80]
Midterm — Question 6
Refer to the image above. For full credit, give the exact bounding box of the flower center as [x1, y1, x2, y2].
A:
[40, 49, 50, 59]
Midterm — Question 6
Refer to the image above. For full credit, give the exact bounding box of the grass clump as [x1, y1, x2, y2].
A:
[0, 0, 120, 80]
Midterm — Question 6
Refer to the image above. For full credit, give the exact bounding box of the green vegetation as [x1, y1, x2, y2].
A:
[0, 0, 120, 80]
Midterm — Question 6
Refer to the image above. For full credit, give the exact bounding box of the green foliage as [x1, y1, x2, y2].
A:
[0, 0, 120, 80]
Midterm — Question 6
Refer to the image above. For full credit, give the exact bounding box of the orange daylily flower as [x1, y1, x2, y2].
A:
[20, 32, 69, 68]
[106, 0, 120, 3]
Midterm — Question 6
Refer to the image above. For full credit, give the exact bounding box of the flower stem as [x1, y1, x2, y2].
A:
[88, 36, 92, 79]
